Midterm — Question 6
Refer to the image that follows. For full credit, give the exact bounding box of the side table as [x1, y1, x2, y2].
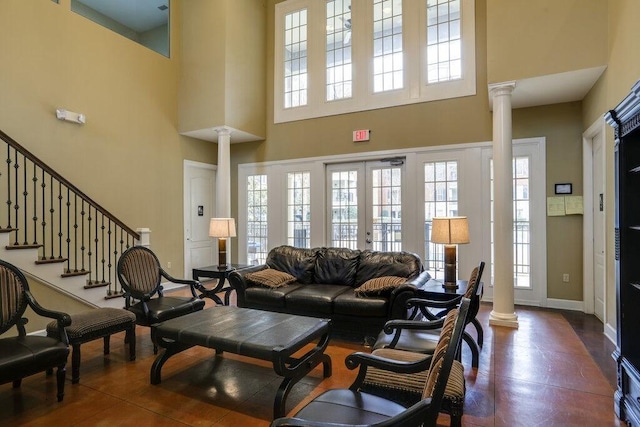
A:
[193, 264, 251, 305]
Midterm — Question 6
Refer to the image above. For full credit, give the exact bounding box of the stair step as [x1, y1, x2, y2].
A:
[84, 280, 109, 289]
[62, 269, 90, 278]
[0, 228, 18, 233]
[5, 243, 43, 250]
[105, 290, 125, 300]
[35, 257, 68, 265]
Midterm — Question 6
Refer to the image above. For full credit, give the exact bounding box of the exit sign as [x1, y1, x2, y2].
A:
[353, 129, 370, 142]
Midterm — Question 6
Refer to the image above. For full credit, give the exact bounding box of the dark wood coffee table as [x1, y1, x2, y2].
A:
[150, 306, 332, 418]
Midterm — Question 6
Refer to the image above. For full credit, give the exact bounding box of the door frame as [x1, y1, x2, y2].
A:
[183, 160, 217, 278]
[582, 117, 607, 321]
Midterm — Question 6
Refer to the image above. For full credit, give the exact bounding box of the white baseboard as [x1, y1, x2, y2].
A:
[604, 322, 617, 345]
[545, 298, 585, 311]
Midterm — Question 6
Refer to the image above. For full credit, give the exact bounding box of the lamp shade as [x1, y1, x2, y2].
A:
[209, 218, 237, 238]
[430, 216, 470, 244]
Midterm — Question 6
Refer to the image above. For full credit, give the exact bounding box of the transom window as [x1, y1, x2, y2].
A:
[274, 0, 476, 123]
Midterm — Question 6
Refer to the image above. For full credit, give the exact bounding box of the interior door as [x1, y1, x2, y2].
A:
[593, 132, 606, 321]
[326, 160, 404, 250]
[184, 161, 216, 278]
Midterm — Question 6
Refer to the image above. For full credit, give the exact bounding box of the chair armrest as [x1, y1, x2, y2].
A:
[345, 351, 432, 373]
[25, 290, 71, 343]
[382, 317, 445, 335]
[406, 296, 460, 320]
[160, 269, 200, 297]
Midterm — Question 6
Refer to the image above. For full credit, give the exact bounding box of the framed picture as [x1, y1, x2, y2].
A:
[555, 183, 572, 194]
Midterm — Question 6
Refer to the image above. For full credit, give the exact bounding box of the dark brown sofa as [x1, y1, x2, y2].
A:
[228, 245, 431, 337]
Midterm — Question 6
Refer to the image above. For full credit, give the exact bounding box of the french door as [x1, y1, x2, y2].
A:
[326, 160, 404, 251]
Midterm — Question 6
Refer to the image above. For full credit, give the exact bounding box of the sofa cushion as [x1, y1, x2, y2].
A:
[314, 247, 360, 287]
[333, 290, 388, 317]
[285, 284, 351, 314]
[245, 269, 297, 288]
[355, 250, 423, 286]
[354, 276, 407, 296]
[245, 284, 302, 308]
[266, 245, 317, 284]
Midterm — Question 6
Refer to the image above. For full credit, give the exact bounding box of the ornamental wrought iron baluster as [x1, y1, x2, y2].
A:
[13, 148, 19, 245]
[21, 155, 28, 245]
[107, 219, 113, 295]
[82, 204, 92, 285]
[73, 193, 79, 272]
[99, 214, 105, 284]
[40, 169, 47, 259]
[56, 182, 62, 259]
[31, 162, 38, 245]
[5, 145, 12, 229]
[81, 199, 87, 274]
[65, 186, 71, 273]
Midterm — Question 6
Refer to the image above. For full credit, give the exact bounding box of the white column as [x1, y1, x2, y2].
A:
[488, 82, 518, 328]
[214, 127, 232, 218]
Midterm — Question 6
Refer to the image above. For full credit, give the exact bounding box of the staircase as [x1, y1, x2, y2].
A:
[0, 130, 140, 308]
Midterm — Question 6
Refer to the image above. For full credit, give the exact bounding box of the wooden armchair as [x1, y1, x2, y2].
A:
[117, 246, 205, 353]
[270, 299, 470, 427]
[374, 261, 485, 367]
[0, 260, 71, 401]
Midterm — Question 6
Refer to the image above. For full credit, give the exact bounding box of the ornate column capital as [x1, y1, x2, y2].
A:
[488, 81, 516, 100]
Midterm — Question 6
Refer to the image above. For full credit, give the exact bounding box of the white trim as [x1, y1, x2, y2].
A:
[604, 322, 617, 345]
[546, 298, 585, 312]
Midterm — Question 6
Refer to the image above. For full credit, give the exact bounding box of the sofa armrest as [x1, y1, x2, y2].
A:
[228, 265, 268, 306]
[386, 271, 432, 320]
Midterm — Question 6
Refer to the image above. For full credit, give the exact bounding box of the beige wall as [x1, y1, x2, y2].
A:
[0, 0, 215, 283]
[486, 0, 608, 83]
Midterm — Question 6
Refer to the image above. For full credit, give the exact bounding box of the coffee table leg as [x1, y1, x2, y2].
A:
[150, 340, 193, 385]
[272, 331, 332, 418]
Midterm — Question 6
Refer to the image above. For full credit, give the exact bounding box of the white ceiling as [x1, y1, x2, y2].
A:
[489, 66, 607, 111]
[76, 0, 168, 33]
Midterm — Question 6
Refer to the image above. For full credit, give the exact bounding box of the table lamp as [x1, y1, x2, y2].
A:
[430, 216, 470, 289]
[209, 218, 237, 270]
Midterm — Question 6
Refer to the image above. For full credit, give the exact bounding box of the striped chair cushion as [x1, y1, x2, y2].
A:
[119, 249, 161, 294]
[0, 265, 25, 332]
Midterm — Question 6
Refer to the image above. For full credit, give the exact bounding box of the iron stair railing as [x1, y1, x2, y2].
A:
[0, 129, 140, 298]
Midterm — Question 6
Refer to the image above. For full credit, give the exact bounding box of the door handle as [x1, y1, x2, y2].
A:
[366, 239, 372, 244]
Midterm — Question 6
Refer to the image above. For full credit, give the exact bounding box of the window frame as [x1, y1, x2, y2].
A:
[274, 0, 476, 123]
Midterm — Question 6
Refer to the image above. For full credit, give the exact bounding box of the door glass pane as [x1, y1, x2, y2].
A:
[489, 157, 531, 288]
[247, 175, 268, 265]
[371, 166, 402, 251]
[287, 171, 311, 248]
[330, 170, 358, 249]
[424, 160, 458, 280]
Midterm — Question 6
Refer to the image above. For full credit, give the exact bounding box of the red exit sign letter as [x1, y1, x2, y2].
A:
[353, 129, 370, 142]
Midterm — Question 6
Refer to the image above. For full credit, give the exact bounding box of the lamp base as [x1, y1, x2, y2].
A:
[442, 281, 459, 291]
[218, 238, 228, 271]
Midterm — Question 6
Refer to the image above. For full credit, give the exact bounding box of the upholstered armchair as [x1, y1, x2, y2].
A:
[117, 246, 205, 353]
[0, 259, 71, 402]
[270, 299, 470, 427]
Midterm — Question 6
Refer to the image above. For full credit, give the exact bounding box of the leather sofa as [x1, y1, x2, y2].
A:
[228, 245, 431, 337]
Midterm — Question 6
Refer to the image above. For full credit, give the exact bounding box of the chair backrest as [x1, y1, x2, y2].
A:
[117, 246, 163, 299]
[463, 261, 484, 322]
[0, 260, 29, 336]
[421, 297, 470, 426]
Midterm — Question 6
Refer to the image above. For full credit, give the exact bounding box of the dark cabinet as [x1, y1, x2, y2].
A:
[606, 80, 640, 426]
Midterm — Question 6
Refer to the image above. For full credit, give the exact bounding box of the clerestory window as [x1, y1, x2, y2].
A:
[274, 0, 476, 123]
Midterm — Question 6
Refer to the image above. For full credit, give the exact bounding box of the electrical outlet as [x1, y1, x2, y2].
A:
[167, 261, 172, 269]
[562, 273, 569, 283]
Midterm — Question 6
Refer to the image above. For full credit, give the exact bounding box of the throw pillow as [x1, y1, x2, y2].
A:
[245, 269, 297, 288]
[354, 276, 407, 296]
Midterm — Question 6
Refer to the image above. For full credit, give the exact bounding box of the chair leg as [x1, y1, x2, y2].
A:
[463, 331, 479, 368]
[103, 336, 111, 355]
[127, 325, 136, 361]
[56, 365, 66, 402]
[472, 318, 484, 348]
[71, 343, 81, 384]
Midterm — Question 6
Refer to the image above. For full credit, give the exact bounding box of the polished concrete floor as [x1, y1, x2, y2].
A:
[0, 292, 625, 426]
